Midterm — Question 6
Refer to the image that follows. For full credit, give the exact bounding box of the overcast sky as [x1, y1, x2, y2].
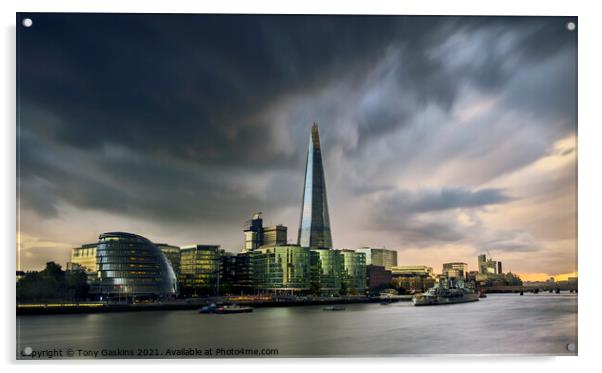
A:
[17, 14, 577, 280]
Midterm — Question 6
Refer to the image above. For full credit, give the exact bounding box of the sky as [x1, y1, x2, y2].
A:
[17, 14, 577, 280]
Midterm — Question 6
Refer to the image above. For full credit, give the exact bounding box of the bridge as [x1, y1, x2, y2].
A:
[485, 284, 578, 293]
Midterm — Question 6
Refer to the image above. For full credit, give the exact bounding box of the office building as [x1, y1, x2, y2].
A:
[357, 247, 398, 270]
[366, 265, 393, 291]
[339, 250, 367, 293]
[243, 212, 264, 252]
[179, 244, 221, 295]
[91, 232, 177, 300]
[298, 123, 333, 249]
[478, 254, 502, 275]
[442, 262, 468, 279]
[252, 245, 311, 293]
[478, 254, 487, 274]
[243, 212, 289, 252]
[220, 251, 254, 294]
[263, 224, 288, 246]
[310, 248, 343, 295]
[156, 243, 181, 277]
[391, 265, 436, 293]
[70, 243, 98, 273]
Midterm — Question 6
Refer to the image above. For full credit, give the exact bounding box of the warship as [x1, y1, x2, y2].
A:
[413, 278, 479, 306]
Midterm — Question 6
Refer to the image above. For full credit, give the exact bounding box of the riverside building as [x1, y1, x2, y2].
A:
[391, 265, 436, 293]
[252, 245, 311, 294]
[310, 248, 343, 295]
[366, 265, 393, 291]
[357, 247, 398, 270]
[91, 232, 178, 301]
[156, 243, 181, 277]
[179, 244, 221, 295]
[69, 243, 98, 273]
[339, 249, 367, 293]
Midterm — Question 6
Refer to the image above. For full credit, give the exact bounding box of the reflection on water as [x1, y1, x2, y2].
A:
[17, 293, 577, 358]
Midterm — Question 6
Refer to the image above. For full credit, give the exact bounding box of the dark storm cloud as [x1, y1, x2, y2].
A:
[17, 14, 577, 260]
[375, 187, 512, 215]
[366, 187, 512, 243]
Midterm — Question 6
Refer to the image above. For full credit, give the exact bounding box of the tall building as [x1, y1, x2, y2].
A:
[478, 254, 502, 275]
[339, 250, 367, 293]
[243, 212, 264, 252]
[478, 254, 487, 274]
[263, 224, 288, 246]
[357, 247, 398, 270]
[243, 213, 288, 251]
[298, 123, 333, 249]
[156, 243, 181, 277]
[252, 245, 311, 293]
[442, 262, 468, 279]
[91, 232, 177, 300]
[179, 244, 221, 295]
[70, 243, 98, 273]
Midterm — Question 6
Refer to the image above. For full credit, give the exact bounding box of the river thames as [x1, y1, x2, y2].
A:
[16, 293, 577, 358]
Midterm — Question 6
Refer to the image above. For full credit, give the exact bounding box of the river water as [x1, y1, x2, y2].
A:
[16, 293, 577, 358]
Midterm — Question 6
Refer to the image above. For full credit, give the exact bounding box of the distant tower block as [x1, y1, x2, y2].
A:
[298, 123, 333, 249]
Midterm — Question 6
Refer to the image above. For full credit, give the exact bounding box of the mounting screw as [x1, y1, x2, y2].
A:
[567, 343, 576, 352]
[22, 346, 32, 356]
[566, 22, 576, 31]
[22, 18, 33, 28]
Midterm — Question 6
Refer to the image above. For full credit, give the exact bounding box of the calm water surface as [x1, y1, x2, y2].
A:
[17, 293, 577, 358]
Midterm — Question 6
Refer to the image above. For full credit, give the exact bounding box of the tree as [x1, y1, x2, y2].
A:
[17, 262, 90, 302]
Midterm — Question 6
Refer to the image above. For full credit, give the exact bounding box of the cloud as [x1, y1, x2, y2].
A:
[17, 14, 577, 275]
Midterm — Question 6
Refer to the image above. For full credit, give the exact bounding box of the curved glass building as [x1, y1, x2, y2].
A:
[92, 232, 178, 300]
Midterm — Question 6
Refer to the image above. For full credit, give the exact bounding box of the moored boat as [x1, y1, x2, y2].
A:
[214, 305, 254, 314]
[323, 305, 346, 311]
[413, 279, 479, 306]
[198, 303, 217, 313]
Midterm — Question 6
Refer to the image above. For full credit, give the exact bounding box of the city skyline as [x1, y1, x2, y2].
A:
[17, 14, 577, 282]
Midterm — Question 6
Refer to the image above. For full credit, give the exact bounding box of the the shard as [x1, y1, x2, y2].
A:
[298, 123, 333, 249]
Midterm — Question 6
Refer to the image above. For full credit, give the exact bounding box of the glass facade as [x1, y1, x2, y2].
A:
[70, 243, 98, 273]
[252, 245, 311, 292]
[357, 247, 398, 270]
[92, 232, 177, 300]
[220, 252, 254, 294]
[157, 243, 181, 277]
[340, 250, 367, 292]
[298, 123, 333, 249]
[310, 248, 343, 294]
[179, 244, 221, 292]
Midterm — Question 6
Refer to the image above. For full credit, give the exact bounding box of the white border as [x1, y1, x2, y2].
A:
[2, 1, 601, 372]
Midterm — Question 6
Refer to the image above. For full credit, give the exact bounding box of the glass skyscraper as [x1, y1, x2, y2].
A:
[298, 123, 333, 249]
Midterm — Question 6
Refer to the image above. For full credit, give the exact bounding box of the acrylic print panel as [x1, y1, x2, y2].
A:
[16, 13, 578, 358]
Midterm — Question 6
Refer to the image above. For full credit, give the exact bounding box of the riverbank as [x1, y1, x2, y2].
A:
[16, 295, 413, 315]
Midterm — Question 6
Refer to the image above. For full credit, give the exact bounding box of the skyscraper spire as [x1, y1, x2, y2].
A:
[298, 123, 333, 249]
